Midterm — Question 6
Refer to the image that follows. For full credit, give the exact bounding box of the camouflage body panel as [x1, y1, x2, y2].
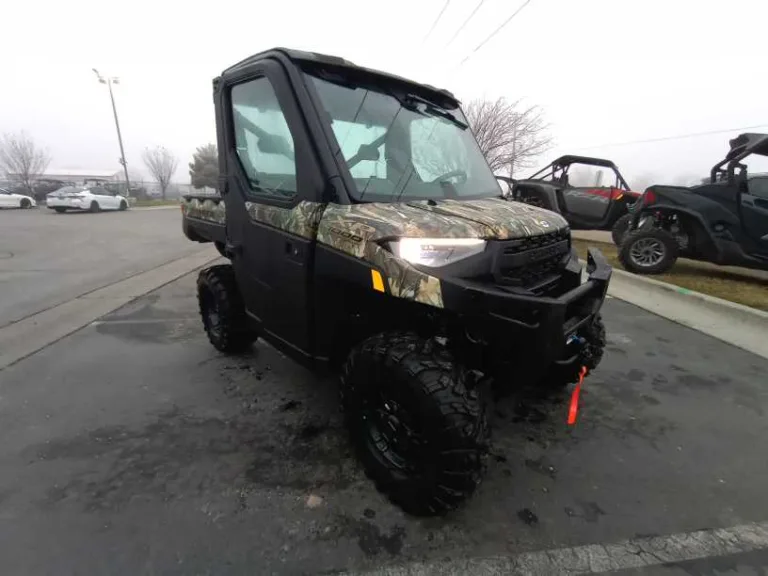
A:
[245, 201, 325, 239]
[184, 197, 567, 310]
[316, 204, 450, 307]
[366, 240, 443, 307]
[317, 198, 567, 253]
[182, 197, 226, 224]
[316, 199, 567, 308]
[408, 198, 569, 238]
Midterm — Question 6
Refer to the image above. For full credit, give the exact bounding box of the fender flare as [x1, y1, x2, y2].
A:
[512, 181, 559, 212]
[633, 204, 718, 248]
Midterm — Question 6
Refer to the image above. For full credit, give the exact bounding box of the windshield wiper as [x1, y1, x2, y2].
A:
[403, 94, 468, 129]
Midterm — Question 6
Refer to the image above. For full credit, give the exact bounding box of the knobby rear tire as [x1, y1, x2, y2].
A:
[197, 265, 255, 353]
[611, 213, 632, 245]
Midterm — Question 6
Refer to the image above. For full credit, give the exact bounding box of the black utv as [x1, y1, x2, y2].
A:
[619, 133, 768, 275]
[498, 155, 641, 243]
[181, 48, 612, 516]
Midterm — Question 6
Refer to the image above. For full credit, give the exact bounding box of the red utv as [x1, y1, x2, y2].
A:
[498, 155, 642, 244]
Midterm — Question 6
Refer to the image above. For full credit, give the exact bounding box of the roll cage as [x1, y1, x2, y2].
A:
[710, 133, 768, 184]
[527, 155, 631, 190]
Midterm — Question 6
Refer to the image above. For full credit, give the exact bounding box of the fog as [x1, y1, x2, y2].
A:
[1, 0, 766, 186]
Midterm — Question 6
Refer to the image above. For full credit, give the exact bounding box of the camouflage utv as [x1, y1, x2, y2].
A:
[182, 48, 612, 516]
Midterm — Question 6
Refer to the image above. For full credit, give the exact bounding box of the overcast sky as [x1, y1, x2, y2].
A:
[2, 0, 767, 187]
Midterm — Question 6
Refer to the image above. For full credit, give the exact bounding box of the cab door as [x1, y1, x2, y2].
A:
[216, 59, 326, 359]
[742, 176, 768, 249]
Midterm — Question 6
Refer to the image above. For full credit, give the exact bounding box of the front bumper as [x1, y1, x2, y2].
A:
[440, 247, 612, 363]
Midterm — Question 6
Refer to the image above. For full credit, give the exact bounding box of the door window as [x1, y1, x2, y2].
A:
[231, 77, 296, 199]
[748, 177, 768, 200]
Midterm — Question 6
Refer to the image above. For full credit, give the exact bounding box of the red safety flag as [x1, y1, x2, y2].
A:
[567, 366, 588, 425]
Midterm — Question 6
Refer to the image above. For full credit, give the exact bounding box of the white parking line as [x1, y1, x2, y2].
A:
[353, 521, 768, 575]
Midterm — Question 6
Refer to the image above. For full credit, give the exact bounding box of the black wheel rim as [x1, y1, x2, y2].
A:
[361, 387, 426, 475]
[629, 237, 665, 267]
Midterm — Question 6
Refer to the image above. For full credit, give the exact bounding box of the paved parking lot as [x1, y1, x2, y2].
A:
[1, 267, 767, 574]
[0, 207, 200, 328]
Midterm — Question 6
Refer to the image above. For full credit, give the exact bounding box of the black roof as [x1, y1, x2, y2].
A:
[220, 47, 458, 107]
[550, 155, 618, 168]
[726, 133, 768, 160]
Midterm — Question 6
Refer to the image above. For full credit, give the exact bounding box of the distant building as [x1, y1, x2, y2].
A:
[40, 169, 122, 184]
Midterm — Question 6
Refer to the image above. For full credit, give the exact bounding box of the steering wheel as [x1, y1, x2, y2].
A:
[431, 170, 468, 185]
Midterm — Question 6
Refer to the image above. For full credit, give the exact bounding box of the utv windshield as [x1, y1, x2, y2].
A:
[306, 69, 500, 202]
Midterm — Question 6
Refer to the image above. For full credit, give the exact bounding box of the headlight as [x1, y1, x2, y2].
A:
[389, 238, 486, 267]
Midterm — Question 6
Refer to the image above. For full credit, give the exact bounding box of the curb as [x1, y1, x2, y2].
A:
[612, 267, 768, 322]
[131, 205, 181, 211]
[606, 267, 768, 360]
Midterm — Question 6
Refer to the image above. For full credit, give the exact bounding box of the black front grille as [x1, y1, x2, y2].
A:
[502, 228, 570, 255]
[495, 229, 571, 293]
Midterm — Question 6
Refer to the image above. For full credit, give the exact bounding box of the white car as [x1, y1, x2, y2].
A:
[0, 187, 37, 209]
[46, 186, 129, 213]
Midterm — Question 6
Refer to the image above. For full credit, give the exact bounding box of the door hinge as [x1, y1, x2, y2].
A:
[218, 176, 229, 196]
[226, 241, 242, 255]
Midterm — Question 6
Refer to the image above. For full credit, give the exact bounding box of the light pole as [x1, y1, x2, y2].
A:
[92, 68, 131, 197]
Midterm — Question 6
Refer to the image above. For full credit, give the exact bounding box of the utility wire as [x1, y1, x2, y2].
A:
[422, 0, 451, 44]
[444, 0, 486, 48]
[458, 0, 532, 66]
[577, 123, 768, 150]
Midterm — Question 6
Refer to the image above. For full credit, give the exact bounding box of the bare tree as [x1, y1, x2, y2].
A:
[142, 146, 178, 199]
[0, 132, 51, 193]
[464, 97, 553, 177]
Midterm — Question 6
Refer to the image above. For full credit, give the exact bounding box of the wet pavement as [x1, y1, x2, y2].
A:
[0, 272, 767, 574]
[0, 208, 200, 328]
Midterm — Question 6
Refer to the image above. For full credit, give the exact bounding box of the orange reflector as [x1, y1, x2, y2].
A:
[615, 193, 624, 201]
[371, 269, 385, 293]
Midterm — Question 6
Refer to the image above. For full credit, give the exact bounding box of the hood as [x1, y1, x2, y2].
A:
[318, 198, 568, 246]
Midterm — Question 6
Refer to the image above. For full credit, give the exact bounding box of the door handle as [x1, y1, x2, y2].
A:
[285, 241, 302, 259]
